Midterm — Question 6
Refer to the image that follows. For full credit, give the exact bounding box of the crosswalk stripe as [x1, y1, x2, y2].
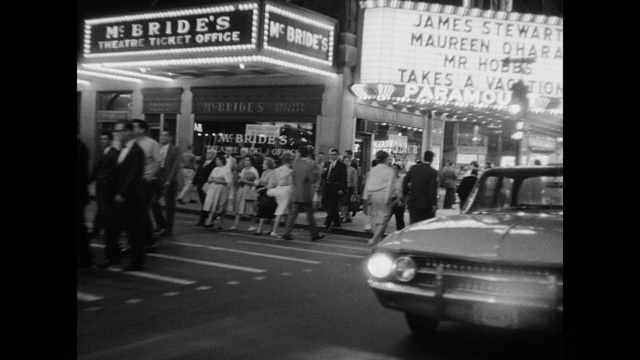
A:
[77, 291, 103, 302]
[222, 232, 369, 251]
[148, 253, 266, 273]
[236, 241, 366, 259]
[91, 242, 266, 272]
[170, 241, 321, 265]
[107, 268, 196, 285]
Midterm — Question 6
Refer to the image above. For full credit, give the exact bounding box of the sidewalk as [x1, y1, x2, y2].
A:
[171, 192, 460, 239]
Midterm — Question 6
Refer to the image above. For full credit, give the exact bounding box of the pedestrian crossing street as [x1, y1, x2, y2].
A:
[78, 228, 372, 310]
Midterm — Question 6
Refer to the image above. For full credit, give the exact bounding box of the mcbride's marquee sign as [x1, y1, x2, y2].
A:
[84, 4, 258, 57]
[359, 3, 563, 107]
[263, 4, 335, 65]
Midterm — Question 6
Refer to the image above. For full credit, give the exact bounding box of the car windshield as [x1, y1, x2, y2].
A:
[467, 173, 563, 214]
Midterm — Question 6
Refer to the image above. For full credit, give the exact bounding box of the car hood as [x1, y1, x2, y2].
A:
[378, 213, 563, 266]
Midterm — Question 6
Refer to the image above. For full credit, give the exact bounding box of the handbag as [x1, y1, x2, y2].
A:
[244, 185, 258, 201]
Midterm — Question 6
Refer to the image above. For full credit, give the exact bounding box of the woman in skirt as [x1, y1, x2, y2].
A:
[203, 155, 233, 229]
[267, 151, 294, 237]
[254, 157, 277, 235]
[230, 155, 260, 230]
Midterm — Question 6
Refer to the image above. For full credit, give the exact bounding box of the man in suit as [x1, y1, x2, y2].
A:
[114, 121, 147, 271]
[96, 125, 124, 269]
[279, 146, 324, 242]
[77, 136, 92, 269]
[439, 160, 459, 209]
[89, 131, 120, 238]
[322, 148, 347, 232]
[403, 150, 439, 224]
[151, 130, 182, 237]
[131, 119, 159, 251]
[193, 149, 217, 225]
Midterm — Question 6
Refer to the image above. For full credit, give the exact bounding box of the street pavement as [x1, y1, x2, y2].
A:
[168, 192, 461, 239]
[78, 204, 563, 360]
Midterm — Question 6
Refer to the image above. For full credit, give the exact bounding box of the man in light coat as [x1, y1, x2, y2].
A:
[279, 146, 325, 242]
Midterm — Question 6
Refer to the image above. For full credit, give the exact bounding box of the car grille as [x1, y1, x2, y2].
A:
[410, 256, 563, 307]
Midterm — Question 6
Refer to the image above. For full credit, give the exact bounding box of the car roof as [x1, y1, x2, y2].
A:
[481, 165, 563, 177]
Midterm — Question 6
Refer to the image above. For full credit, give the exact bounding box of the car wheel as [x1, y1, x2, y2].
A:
[405, 313, 439, 336]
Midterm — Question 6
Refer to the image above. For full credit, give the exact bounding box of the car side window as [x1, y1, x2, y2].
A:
[497, 178, 514, 208]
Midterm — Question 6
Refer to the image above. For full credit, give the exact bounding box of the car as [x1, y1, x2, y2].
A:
[366, 165, 563, 335]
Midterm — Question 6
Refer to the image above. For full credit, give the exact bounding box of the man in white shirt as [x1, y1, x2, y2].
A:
[131, 119, 159, 251]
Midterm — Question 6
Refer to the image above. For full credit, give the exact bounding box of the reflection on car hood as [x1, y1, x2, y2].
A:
[378, 213, 563, 266]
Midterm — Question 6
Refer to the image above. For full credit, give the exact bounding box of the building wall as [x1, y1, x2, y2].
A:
[77, 72, 345, 168]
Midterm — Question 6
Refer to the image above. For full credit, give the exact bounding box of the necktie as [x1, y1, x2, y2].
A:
[328, 161, 335, 178]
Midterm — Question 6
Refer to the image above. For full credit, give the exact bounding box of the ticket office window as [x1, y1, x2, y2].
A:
[144, 114, 177, 144]
[193, 119, 315, 160]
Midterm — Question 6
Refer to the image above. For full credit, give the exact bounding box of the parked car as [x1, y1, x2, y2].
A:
[366, 165, 563, 335]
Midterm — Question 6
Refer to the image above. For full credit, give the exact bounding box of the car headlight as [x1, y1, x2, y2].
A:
[367, 253, 394, 279]
[394, 256, 417, 282]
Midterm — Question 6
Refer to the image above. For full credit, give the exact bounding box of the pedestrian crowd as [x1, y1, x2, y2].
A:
[77, 121, 501, 269]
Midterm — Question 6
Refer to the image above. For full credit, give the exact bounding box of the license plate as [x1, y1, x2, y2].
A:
[472, 304, 518, 328]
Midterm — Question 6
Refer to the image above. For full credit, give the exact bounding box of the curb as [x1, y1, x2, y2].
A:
[173, 206, 373, 240]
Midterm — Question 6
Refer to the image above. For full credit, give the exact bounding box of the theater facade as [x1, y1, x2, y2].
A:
[77, 0, 351, 163]
[350, 0, 563, 169]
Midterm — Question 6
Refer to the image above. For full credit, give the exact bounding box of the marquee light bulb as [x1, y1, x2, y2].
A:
[508, 104, 522, 115]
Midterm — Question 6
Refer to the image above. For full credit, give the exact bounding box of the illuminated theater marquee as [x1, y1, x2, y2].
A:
[359, 5, 563, 107]
[84, 4, 258, 57]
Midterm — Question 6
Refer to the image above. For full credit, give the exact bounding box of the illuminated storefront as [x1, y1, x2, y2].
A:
[351, 0, 563, 168]
[77, 1, 343, 163]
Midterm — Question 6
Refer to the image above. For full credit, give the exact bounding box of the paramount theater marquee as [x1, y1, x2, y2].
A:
[351, 0, 563, 124]
[79, 0, 337, 80]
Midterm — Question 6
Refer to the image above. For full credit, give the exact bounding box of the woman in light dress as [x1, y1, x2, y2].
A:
[267, 151, 294, 238]
[362, 151, 395, 246]
[230, 155, 260, 230]
[203, 155, 233, 229]
[254, 157, 278, 235]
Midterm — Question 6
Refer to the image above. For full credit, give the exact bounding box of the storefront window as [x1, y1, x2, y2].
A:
[193, 120, 315, 160]
[96, 91, 133, 140]
[145, 113, 177, 143]
[457, 123, 486, 147]
[373, 124, 422, 171]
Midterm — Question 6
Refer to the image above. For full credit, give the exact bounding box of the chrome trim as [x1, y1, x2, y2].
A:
[369, 279, 562, 310]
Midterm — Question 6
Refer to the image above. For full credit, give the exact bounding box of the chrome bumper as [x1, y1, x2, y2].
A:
[368, 279, 563, 330]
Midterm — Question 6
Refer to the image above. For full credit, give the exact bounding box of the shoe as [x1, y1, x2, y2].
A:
[177, 199, 185, 205]
[97, 259, 120, 269]
[254, 231, 263, 236]
[195, 220, 204, 226]
[323, 226, 331, 233]
[278, 235, 293, 240]
[247, 226, 257, 232]
[270, 232, 279, 238]
[204, 223, 214, 228]
[120, 246, 132, 255]
[345, 219, 353, 223]
[144, 245, 158, 254]
[311, 234, 324, 242]
[333, 223, 341, 228]
[189, 200, 198, 204]
[352, 211, 357, 217]
[153, 227, 166, 235]
[229, 226, 238, 231]
[122, 263, 143, 272]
